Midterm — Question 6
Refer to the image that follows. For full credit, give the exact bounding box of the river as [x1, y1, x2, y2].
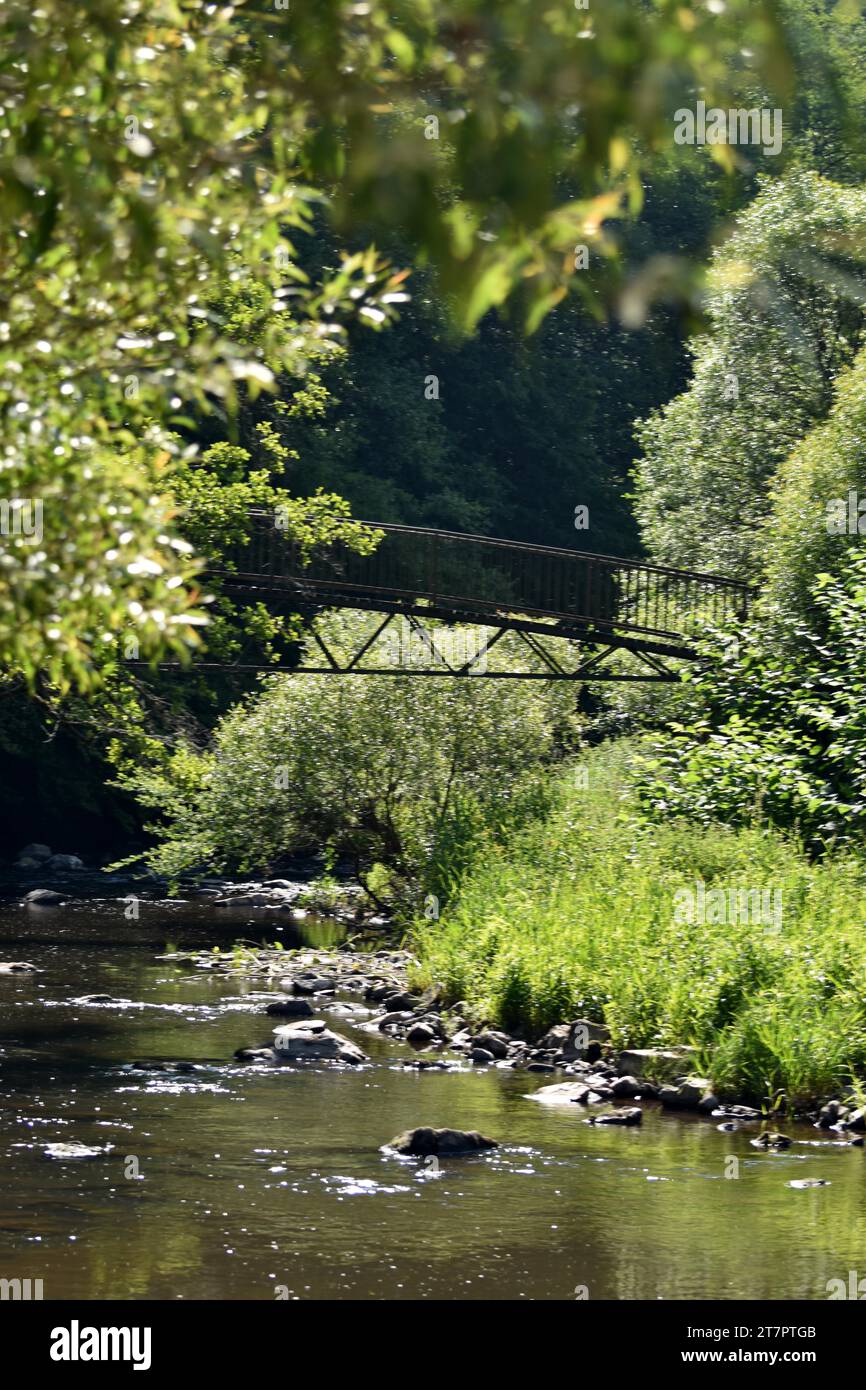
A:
[0, 899, 862, 1301]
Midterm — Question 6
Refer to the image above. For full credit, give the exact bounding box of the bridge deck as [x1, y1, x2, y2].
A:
[208, 512, 750, 670]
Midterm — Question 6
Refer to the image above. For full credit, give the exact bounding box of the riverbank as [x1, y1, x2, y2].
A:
[11, 738, 866, 1114]
[410, 745, 866, 1112]
[164, 938, 863, 1134]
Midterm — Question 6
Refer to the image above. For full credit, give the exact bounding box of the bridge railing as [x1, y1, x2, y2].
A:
[217, 512, 750, 643]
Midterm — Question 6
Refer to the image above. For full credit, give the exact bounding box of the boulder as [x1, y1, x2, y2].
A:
[384, 1127, 498, 1157]
[590, 1107, 642, 1126]
[535, 1023, 571, 1051]
[290, 974, 337, 996]
[816, 1100, 847, 1130]
[365, 982, 398, 1003]
[377, 1010, 414, 1030]
[45, 854, 84, 872]
[616, 1048, 697, 1081]
[471, 1030, 510, 1059]
[23, 888, 67, 907]
[383, 991, 416, 1012]
[843, 1108, 866, 1133]
[406, 1021, 437, 1047]
[471, 1047, 495, 1065]
[611, 1075, 643, 1099]
[19, 843, 52, 861]
[528, 1080, 610, 1105]
[272, 1019, 366, 1065]
[265, 998, 314, 1018]
[564, 1020, 611, 1057]
[659, 1077, 716, 1111]
[0, 960, 41, 973]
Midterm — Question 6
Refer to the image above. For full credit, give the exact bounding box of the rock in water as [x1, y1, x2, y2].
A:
[272, 1019, 366, 1065]
[527, 1080, 613, 1105]
[751, 1131, 791, 1150]
[234, 1047, 278, 1063]
[265, 998, 314, 1018]
[44, 1142, 114, 1160]
[23, 889, 67, 906]
[589, 1108, 643, 1126]
[0, 960, 41, 973]
[384, 1128, 498, 1157]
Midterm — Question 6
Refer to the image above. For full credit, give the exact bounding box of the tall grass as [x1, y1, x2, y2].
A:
[410, 743, 866, 1106]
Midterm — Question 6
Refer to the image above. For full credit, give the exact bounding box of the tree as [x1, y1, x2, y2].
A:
[633, 172, 866, 578]
[113, 611, 580, 902]
[0, 0, 825, 683]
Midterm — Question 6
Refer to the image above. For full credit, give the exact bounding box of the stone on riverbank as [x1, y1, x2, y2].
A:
[406, 1021, 438, 1047]
[617, 1048, 697, 1081]
[272, 1019, 366, 1065]
[611, 1075, 643, 1098]
[384, 1127, 498, 1157]
[816, 1100, 848, 1129]
[0, 960, 41, 972]
[471, 1029, 510, 1059]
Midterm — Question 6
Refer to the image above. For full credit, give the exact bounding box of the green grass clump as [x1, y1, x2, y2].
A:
[410, 743, 866, 1106]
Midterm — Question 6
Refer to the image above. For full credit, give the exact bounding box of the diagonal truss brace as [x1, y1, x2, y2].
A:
[287, 614, 683, 681]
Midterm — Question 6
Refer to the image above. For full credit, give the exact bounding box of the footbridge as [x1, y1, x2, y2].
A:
[201, 512, 750, 682]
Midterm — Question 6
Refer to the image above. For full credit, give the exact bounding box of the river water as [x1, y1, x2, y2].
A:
[1, 900, 863, 1301]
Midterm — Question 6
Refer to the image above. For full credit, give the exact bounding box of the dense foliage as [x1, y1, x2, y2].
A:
[633, 173, 866, 578]
[1, 0, 813, 685]
[414, 746, 866, 1105]
[114, 613, 580, 903]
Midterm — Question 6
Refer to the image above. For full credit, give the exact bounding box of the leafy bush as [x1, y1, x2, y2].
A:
[636, 550, 866, 852]
[117, 612, 579, 904]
